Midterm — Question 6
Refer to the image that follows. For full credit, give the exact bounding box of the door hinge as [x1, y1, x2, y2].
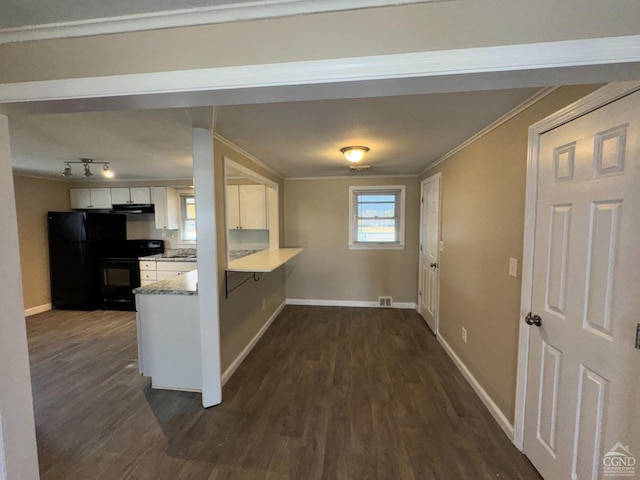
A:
[420, 244, 423, 252]
[635, 324, 640, 349]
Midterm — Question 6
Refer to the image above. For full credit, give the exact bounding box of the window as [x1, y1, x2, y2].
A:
[348, 185, 406, 249]
[180, 194, 196, 242]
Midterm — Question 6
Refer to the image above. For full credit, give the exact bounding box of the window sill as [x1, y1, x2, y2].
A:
[348, 243, 405, 250]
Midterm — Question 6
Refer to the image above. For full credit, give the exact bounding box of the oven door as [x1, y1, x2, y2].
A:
[99, 258, 140, 311]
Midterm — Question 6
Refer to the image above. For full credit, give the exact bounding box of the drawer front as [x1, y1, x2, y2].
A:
[156, 261, 196, 272]
[140, 271, 157, 281]
[156, 270, 187, 280]
[139, 261, 157, 271]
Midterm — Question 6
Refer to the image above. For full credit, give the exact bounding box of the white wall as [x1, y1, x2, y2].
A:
[0, 116, 39, 478]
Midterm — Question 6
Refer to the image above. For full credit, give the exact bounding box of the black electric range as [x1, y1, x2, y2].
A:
[98, 240, 164, 311]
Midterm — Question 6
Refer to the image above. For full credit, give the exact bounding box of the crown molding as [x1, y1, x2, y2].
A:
[213, 133, 284, 179]
[418, 86, 561, 176]
[285, 174, 418, 180]
[0, 0, 436, 44]
[12, 171, 71, 182]
[12, 170, 193, 184]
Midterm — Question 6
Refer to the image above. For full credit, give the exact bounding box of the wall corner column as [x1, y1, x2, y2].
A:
[0, 115, 40, 478]
[193, 126, 222, 407]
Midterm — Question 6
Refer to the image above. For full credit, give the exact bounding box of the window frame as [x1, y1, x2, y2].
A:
[348, 185, 406, 250]
[178, 192, 197, 245]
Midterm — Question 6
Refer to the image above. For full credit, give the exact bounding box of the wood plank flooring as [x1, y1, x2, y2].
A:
[27, 306, 541, 479]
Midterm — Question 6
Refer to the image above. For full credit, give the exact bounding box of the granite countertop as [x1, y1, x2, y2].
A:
[140, 248, 197, 262]
[229, 249, 262, 260]
[133, 270, 198, 296]
[227, 248, 304, 273]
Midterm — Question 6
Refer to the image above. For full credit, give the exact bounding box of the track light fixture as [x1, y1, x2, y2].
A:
[61, 158, 113, 178]
[62, 163, 73, 177]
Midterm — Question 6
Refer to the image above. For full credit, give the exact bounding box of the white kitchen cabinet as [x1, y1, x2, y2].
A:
[153, 186, 179, 230]
[139, 259, 157, 286]
[135, 287, 201, 391]
[156, 260, 197, 280]
[139, 260, 157, 271]
[226, 185, 241, 229]
[69, 188, 112, 209]
[156, 271, 185, 280]
[226, 184, 267, 230]
[111, 187, 151, 204]
[139, 259, 196, 283]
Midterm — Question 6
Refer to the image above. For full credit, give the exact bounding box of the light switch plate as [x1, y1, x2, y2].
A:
[439, 241, 444, 252]
[509, 257, 518, 277]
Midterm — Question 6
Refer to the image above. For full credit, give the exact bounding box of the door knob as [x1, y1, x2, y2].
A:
[525, 312, 542, 327]
[430, 263, 438, 268]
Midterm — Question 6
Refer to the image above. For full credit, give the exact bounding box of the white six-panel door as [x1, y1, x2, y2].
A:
[523, 90, 640, 479]
[419, 174, 441, 334]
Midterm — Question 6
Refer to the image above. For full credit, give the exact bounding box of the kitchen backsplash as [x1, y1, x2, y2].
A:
[228, 229, 269, 251]
[126, 214, 191, 250]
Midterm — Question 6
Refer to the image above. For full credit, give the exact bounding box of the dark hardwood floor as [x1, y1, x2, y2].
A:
[27, 306, 541, 479]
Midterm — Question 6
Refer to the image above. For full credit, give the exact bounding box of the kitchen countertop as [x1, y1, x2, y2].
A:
[229, 249, 262, 260]
[140, 249, 197, 262]
[133, 270, 198, 295]
[227, 248, 304, 273]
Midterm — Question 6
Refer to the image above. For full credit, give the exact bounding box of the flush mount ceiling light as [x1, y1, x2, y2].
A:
[61, 158, 113, 178]
[340, 146, 370, 163]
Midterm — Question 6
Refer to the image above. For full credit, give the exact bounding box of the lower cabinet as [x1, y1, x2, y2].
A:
[139, 259, 157, 286]
[135, 292, 201, 391]
[139, 259, 196, 285]
[157, 261, 197, 280]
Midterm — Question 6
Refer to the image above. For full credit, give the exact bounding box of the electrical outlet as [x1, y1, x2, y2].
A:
[262, 299, 266, 310]
[509, 257, 518, 277]
[462, 327, 468, 343]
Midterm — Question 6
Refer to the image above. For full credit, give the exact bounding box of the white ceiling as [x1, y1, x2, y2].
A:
[214, 89, 541, 177]
[9, 88, 538, 181]
[9, 87, 541, 180]
[9, 109, 195, 180]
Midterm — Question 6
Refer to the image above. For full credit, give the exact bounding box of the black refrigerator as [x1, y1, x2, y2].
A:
[48, 211, 126, 310]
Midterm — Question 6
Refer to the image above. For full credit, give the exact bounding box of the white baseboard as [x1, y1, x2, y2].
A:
[151, 384, 201, 393]
[286, 298, 416, 309]
[24, 303, 52, 317]
[221, 300, 286, 386]
[438, 334, 515, 441]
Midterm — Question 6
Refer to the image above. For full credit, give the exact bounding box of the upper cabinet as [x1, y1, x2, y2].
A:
[226, 184, 267, 229]
[226, 185, 241, 230]
[111, 187, 151, 204]
[153, 186, 179, 230]
[69, 188, 112, 209]
[69, 185, 182, 231]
